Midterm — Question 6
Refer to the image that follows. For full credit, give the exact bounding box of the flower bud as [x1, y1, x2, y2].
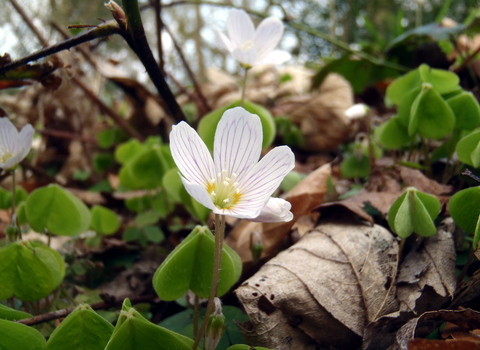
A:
[345, 104, 369, 120]
[205, 298, 224, 350]
[105, 0, 126, 28]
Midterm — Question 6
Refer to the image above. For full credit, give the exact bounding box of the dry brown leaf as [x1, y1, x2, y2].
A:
[395, 309, 480, 350]
[396, 219, 457, 314]
[225, 163, 331, 263]
[400, 167, 453, 195]
[274, 73, 353, 151]
[408, 339, 480, 350]
[318, 166, 452, 226]
[442, 322, 480, 343]
[235, 221, 399, 350]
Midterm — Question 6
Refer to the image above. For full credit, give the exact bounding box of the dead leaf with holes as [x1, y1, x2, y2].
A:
[225, 163, 331, 263]
[235, 221, 399, 350]
[396, 218, 457, 314]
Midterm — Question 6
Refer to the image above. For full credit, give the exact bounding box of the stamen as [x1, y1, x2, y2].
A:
[223, 199, 229, 203]
[211, 191, 216, 196]
[223, 181, 229, 186]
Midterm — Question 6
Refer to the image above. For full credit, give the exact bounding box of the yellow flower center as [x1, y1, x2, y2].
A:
[207, 169, 242, 209]
[241, 40, 254, 51]
[0, 150, 12, 163]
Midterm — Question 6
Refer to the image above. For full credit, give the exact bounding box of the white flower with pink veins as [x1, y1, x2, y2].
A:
[170, 107, 295, 222]
[215, 9, 291, 68]
[0, 118, 34, 170]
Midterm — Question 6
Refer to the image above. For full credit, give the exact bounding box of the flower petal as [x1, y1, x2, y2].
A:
[232, 47, 259, 67]
[238, 145, 295, 205]
[170, 121, 215, 187]
[254, 17, 284, 59]
[227, 9, 255, 48]
[213, 107, 262, 184]
[180, 176, 216, 211]
[256, 50, 291, 66]
[0, 117, 19, 152]
[214, 27, 235, 53]
[14, 124, 34, 160]
[250, 197, 293, 222]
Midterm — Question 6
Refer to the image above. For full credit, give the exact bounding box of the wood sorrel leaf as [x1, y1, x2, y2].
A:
[114, 139, 146, 165]
[397, 86, 421, 127]
[26, 184, 91, 236]
[46, 305, 114, 350]
[340, 154, 370, 179]
[456, 130, 480, 167]
[375, 116, 414, 150]
[162, 167, 210, 223]
[0, 304, 31, 321]
[105, 299, 193, 350]
[90, 205, 120, 235]
[119, 147, 170, 189]
[409, 83, 455, 139]
[388, 188, 440, 238]
[386, 68, 421, 105]
[198, 99, 276, 152]
[152, 226, 242, 300]
[449, 187, 480, 248]
[0, 318, 46, 350]
[418, 63, 459, 94]
[0, 241, 64, 301]
[447, 92, 480, 130]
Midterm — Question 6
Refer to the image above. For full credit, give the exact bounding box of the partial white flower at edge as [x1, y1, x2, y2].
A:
[0, 118, 34, 170]
[170, 107, 295, 222]
[214, 9, 291, 67]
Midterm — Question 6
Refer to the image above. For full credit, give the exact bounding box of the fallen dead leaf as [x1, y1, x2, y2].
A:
[225, 163, 331, 263]
[395, 309, 480, 350]
[318, 166, 452, 226]
[235, 220, 398, 350]
[442, 322, 480, 343]
[396, 218, 457, 314]
[408, 339, 480, 350]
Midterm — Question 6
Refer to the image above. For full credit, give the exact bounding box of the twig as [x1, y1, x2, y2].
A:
[39, 128, 98, 143]
[71, 76, 143, 140]
[163, 24, 211, 115]
[453, 45, 480, 73]
[153, 0, 165, 72]
[122, 0, 186, 123]
[160, 0, 408, 72]
[8, 0, 49, 47]
[17, 294, 160, 326]
[0, 21, 121, 76]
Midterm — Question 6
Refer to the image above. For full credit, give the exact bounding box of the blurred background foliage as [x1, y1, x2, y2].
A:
[2, 0, 480, 93]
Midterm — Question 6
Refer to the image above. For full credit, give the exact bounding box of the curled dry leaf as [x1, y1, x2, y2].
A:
[318, 166, 452, 225]
[235, 221, 399, 350]
[225, 163, 331, 263]
[396, 218, 457, 314]
[395, 309, 480, 350]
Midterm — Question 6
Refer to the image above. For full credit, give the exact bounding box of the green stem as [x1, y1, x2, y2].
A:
[193, 294, 199, 339]
[192, 214, 225, 349]
[420, 137, 432, 177]
[365, 112, 375, 167]
[240, 68, 249, 108]
[11, 170, 21, 240]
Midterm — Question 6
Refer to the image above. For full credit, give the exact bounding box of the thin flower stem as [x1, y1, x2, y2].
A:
[420, 137, 432, 177]
[192, 214, 225, 350]
[365, 112, 375, 167]
[193, 294, 199, 338]
[11, 170, 21, 240]
[240, 68, 249, 108]
[9, 297, 15, 309]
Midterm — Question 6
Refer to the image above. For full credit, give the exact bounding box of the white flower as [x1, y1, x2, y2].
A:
[0, 118, 34, 170]
[170, 107, 295, 220]
[215, 9, 291, 67]
[250, 197, 293, 222]
[344, 104, 370, 120]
